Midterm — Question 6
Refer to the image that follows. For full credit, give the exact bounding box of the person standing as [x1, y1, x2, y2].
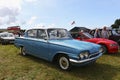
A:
[94, 28, 101, 38]
[101, 26, 109, 39]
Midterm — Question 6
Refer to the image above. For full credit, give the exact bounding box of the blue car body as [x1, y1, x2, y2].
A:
[14, 28, 103, 69]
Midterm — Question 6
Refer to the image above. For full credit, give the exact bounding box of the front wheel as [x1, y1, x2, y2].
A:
[20, 47, 27, 56]
[58, 55, 71, 71]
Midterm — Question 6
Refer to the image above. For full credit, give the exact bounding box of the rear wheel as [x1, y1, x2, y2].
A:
[20, 47, 26, 56]
[100, 45, 107, 54]
[58, 55, 71, 70]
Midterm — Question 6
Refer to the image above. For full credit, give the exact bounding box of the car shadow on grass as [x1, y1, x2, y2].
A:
[19, 54, 119, 80]
[67, 63, 119, 80]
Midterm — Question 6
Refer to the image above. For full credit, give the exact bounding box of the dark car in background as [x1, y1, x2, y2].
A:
[109, 30, 120, 46]
[70, 27, 91, 33]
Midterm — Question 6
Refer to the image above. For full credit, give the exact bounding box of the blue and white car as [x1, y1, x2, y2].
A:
[14, 28, 103, 70]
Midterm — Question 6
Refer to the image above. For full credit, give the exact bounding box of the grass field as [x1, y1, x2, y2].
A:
[0, 45, 120, 80]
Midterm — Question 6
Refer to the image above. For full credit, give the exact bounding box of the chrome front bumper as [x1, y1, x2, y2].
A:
[69, 52, 103, 63]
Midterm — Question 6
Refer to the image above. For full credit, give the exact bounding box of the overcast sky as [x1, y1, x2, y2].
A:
[0, 0, 120, 30]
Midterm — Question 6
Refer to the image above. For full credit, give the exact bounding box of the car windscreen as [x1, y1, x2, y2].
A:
[83, 32, 94, 38]
[47, 29, 72, 39]
[0, 34, 7, 37]
[0, 33, 14, 37]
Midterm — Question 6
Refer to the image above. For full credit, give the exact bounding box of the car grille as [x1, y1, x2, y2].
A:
[89, 52, 99, 58]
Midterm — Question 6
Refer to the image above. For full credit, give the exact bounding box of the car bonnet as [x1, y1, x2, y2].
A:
[49, 39, 101, 54]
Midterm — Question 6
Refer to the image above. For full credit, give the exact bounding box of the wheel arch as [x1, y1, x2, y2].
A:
[52, 53, 69, 63]
[98, 43, 108, 49]
[18, 44, 24, 48]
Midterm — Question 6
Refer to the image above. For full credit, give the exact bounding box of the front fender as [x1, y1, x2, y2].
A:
[51, 51, 80, 62]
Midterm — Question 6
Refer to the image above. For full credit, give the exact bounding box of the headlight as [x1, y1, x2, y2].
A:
[79, 54, 84, 59]
[79, 51, 89, 59]
[110, 44, 118, 47]
[84, 52, 89, 58]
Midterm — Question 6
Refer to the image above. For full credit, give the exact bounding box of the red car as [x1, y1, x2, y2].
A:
[71, 32, 119, 54]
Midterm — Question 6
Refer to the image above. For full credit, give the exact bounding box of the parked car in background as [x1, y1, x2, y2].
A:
[108, 29, 120, 46]
[14, 28, 103, 70]
[70, 27, 91, 33]
[0, 32, 15, 45]
[71, 32, 119, 54]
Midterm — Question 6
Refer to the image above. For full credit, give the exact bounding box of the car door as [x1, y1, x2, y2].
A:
[34, 29, 49, 60]
[24, 29, 49, 60]
[23, 29, 38, 55]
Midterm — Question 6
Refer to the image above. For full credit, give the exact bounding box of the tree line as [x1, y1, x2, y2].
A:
[111, 19, 120, 29]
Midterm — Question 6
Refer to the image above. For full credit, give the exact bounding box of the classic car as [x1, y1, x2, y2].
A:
[0, 32, 15, 45]
[71, 32, 119, 54]
[14, 28, 103, 70]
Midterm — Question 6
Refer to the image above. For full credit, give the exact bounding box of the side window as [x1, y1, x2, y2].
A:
[27, 29, 37, 38]
[37, 29, 47, 39]
[48, 30, 58, 39]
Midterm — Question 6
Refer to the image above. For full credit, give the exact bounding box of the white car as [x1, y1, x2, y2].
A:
[0, 32, 15, 45]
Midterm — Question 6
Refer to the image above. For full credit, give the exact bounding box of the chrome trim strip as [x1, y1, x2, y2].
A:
[89, 52, 99, 58]
[69, 52, 103, 63]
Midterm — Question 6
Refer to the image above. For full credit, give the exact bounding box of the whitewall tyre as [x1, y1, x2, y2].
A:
[58, 55, 71, 70]
[21, 47, 26, 56]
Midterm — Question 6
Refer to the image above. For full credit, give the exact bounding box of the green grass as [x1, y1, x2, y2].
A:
[0, 45, 120, 80]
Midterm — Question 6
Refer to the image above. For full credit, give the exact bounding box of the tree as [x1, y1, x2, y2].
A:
[111, 19, 120, 29]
